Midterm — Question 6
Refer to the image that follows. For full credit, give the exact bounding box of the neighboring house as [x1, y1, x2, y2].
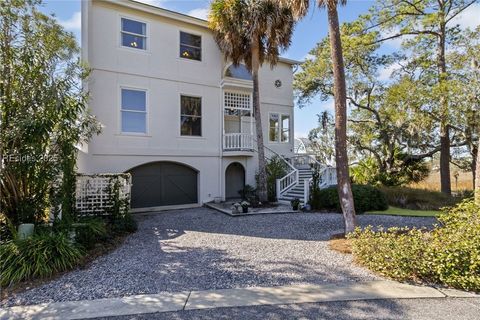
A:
[78, 0, 299, 211]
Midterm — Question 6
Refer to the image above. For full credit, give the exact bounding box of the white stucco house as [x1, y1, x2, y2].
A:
[77, 0, 315, 211]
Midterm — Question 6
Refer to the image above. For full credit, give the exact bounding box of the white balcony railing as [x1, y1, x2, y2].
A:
[223, 133, 254, 151]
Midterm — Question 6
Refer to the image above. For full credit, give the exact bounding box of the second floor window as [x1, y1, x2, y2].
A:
[269, 113, 290, 143]
[269, 113, 279, 142]
[281, 115, 290, 142]
[121, 88, 146, 133]
[181, 95, 202, 136]
[180, 31, 201, 61]
[121, 18, 146, 50]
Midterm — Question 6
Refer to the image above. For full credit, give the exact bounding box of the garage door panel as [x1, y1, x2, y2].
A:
[163, 174, 197, 205]
[129, 162, 198, 208]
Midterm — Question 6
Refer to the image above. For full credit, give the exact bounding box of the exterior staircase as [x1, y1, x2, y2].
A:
[278, 168, 312, 202]
[255, 142, 337, 205]
[275, 155, 338, 205]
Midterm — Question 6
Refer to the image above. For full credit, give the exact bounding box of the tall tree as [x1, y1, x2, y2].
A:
[281, 0, 356, 233]
[363, 0, 478, 195]
[296, 21, 434, 186]
[448, 26, 480, 187]
[209, 0, 294, 202]
[0, 0, 100, 225]
[473, 56, 480, 204]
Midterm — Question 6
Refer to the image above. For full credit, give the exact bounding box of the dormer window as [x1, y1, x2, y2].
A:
[121, 18, 146, 50]
[180, 31, 201, 61]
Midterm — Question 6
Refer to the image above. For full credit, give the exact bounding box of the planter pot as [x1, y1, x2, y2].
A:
[242, 207, 249, 213]
[292, 205, 299, 211]
[18, 223, 34, 240]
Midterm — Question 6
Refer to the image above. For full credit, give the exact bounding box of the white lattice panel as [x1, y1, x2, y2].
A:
[224, 91, 251, 110]
[75, 173, 131, 215]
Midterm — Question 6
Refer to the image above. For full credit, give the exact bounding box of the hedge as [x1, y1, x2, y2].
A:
[310, 184, 388, 213]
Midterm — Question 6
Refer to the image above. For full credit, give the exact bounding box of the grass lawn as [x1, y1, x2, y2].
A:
[367, 206, 440, 217]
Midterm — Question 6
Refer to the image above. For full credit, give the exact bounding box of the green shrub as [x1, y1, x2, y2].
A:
[380, 186, 460, 210]
[112, 214, 138, 235]
[74, 218, 108, 249]
[350, 200, 480, 291]
[0, 232, 84, 286]
[264, 156, 288, 202]
[312, 184, 388, 213]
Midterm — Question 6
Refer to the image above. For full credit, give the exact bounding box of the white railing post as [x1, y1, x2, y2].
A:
[276, 179, 281, 201]
[223, 133, 256, 151]
[304, 178, 310, 204]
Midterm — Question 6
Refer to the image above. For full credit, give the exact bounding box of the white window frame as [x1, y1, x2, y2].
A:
[280, 114, 291, 143]
[268, 112, 290, 143]
[180, 94, 203, 137]
[178, 29, 203, 62]
[119, 86, 148, 135]
[120, 16, 148, 51]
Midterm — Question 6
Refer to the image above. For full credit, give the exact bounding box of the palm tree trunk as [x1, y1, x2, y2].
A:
[252, 37, 268, 203]
[327, 4, 356, 234]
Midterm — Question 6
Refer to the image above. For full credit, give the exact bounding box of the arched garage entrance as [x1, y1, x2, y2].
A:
[128, 162, 198, 209]
[225, 162, 245, 199]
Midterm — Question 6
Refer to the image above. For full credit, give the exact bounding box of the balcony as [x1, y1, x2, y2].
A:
[223, 133, 254, 156]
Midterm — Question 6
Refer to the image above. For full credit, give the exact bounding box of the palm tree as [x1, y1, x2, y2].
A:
[209, 0, 294, 203]
[280, 0, 356, 233]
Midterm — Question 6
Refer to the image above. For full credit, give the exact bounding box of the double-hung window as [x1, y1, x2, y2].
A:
[269, 113, 290, 143]
[179, 31, 201, 61]
[269, 113, 279, 142]
[181, 95, 202, 136]
[121, 89, 147, 134]
[281, 115, 290, 142]
[121, 18, 146, 50]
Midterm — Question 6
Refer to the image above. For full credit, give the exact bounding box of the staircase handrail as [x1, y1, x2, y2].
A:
[252, 139, 298, 200]
[292, 154, 337, 204]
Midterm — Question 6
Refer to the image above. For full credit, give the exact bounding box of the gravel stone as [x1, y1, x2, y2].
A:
[2, 208, 436, 307]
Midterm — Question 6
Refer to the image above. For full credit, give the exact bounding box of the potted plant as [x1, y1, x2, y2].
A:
[231, 202, 241, 214]
[240, 201, 250, 213]
[291, 198, 301, 211]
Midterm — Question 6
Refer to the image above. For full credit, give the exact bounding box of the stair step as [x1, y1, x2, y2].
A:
[281, 192, 304, 196]
[287, 192, 304, 196]
[280, 196, 305, 202]
[286, 186, 304, 190]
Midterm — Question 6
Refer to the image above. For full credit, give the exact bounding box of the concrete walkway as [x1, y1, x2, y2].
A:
[1, 281, 478, 320]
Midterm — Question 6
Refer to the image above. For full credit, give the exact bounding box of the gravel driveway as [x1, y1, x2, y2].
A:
[3, 208, 436, 307]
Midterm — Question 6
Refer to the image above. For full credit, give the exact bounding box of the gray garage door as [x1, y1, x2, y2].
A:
[128, 162, 198, 209]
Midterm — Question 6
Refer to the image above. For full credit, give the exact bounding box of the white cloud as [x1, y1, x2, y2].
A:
[58, 11, 81, 31]
[452, 3, 480, 30]
[321, 101, 335, 111]
[378, 62, 402, 81]
[187, 7, 209, 20]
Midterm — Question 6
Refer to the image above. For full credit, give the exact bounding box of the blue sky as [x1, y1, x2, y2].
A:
[42, 0, 480, 138]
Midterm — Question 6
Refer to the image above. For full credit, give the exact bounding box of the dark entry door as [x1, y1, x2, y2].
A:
[225, 162, 245, 199]
[128, 162, 198, 208]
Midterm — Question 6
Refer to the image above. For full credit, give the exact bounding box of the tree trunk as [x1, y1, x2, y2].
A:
[471, 144, 477, 189]
[252, 38, 268, 203]
[439, 124, 451, 194]
[327, 5, 356, 234]
[438, 15, 451, 195]
[475, 140, 480, 205]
